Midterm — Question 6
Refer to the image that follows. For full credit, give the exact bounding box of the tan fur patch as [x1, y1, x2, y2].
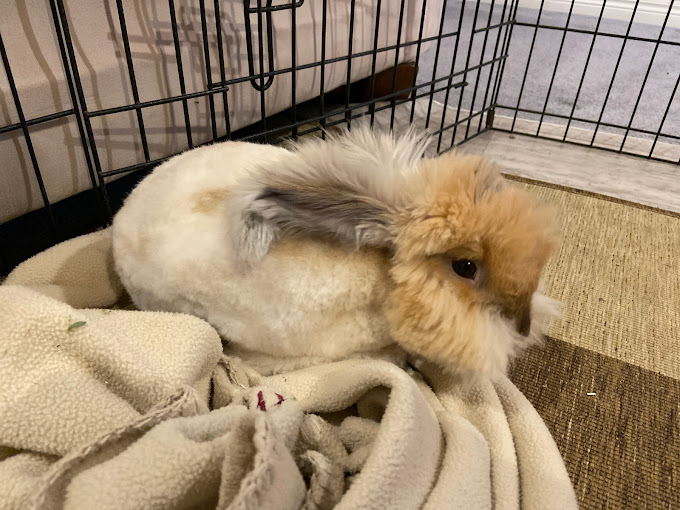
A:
[133, 234, 149, 258]
[191, 189, 229, 214]
[387, 151, 558, 373]
[388, 256, 488, 373]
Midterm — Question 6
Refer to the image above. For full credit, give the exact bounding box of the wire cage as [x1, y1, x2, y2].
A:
[1, 0, 678, 274]
[494, 0, 680, 159]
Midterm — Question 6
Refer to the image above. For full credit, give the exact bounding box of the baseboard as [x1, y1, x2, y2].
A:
[480, 0, 680, 28]
[421, 98, 680, 162]
[490, 111, 680, 162]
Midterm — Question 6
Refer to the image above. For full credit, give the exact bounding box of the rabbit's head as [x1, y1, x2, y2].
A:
[231, 126, 559, 378]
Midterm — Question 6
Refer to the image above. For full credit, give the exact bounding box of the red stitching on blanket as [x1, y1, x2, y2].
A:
[257, 390, 267, 411]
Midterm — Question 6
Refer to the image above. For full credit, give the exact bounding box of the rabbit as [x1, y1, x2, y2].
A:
[112, 125, 559, 378]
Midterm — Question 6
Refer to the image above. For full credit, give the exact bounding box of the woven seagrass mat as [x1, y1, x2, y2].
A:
[506, 177, 679, 510]
[510, 337, 679, 510]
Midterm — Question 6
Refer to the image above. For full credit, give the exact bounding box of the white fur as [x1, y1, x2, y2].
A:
[481, 290, 561, 378]
[112, 139, 397, 360]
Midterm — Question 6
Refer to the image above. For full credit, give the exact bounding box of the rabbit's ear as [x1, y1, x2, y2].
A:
[231, 125, 429, 261]
[238, 183, 394, 260]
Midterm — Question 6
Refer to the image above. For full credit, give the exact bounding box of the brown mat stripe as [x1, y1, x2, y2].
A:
[510, 338, 679, 510]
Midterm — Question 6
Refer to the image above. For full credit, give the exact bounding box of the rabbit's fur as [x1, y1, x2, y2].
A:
[112, 126, 559, 379]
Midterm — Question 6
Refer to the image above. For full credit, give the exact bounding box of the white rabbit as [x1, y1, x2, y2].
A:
[112, 126, 559, 378]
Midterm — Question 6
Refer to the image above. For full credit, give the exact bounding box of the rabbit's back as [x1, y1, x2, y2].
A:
[112, 141, 393, 359]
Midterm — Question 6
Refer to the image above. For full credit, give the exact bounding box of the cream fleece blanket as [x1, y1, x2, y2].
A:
[0, 229, 577, 510]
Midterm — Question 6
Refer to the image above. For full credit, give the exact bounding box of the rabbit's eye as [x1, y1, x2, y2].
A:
[452, 259, 477, 280]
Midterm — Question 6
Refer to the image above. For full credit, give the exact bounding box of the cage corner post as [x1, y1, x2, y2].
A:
[485, 108, 495, 128]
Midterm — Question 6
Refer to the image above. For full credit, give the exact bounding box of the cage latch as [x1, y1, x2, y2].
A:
[243, 0, 304, 92]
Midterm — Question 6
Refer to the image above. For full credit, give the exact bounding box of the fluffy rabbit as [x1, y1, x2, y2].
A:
[112, 126, 559, 378]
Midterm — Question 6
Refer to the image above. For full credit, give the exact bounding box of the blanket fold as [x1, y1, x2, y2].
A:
[0, 230, 577, 509]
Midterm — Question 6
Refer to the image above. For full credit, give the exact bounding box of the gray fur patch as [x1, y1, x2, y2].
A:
[474, 166, 506, 203]
[242, 188, 392, 253]
[239, 211, 277, 260]
[250, 186, 394, 248]
[232, 125, 427, 260]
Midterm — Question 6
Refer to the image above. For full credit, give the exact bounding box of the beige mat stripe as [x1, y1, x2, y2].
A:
[509, 180, 680, 379]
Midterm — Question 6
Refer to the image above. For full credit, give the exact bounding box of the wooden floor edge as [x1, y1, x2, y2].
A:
[502, 173, 680, 219]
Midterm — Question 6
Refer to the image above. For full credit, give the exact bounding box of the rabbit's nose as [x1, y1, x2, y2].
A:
[516, 307, 531, 336]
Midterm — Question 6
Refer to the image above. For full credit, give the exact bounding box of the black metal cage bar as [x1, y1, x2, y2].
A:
[1, 0, 678, 275]
[0, 31, 56, 234]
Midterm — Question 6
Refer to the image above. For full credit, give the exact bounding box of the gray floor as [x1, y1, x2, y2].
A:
[416, 3, 680, 143]
[460, 129, 680, 214]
